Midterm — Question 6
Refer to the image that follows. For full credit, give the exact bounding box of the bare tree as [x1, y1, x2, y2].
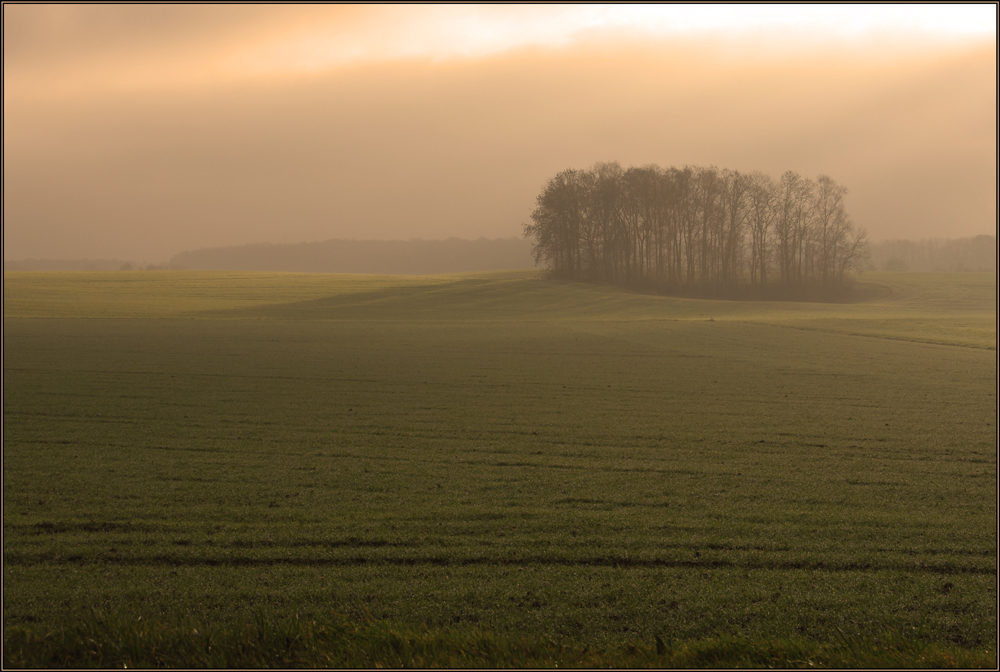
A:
[525, 162, 863, 297]
[813, 175, 850, 286]
[747, 171, 776, 287]
[719, 169, 749, 290]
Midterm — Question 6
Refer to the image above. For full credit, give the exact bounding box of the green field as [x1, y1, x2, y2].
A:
[3, 270, 996, 667]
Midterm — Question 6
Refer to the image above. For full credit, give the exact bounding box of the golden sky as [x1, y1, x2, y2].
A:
[3, 4, 996, 262]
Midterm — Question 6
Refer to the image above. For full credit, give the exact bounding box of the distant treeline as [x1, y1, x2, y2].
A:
[867, 236, 996, 272]
[169, 238, 534, 274]
[524, 162, 869, 298]
[7, 234, 991, 276]
[3, 259, 133, 271]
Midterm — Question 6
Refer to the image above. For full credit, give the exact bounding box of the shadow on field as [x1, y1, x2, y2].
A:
[202, 274, 900, 322]
[848, 281, 893, 303]
[642, 280, 891, 303]
[199, 275, 631, 321]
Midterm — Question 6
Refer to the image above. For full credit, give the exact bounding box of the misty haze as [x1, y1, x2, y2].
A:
[3, 6, 995, 263]
[3, 5, 996, 668]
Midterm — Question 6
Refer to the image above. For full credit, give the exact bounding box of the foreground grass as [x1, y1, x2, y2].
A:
[4, 612, 995, 668]
[4, 270, 996, 665]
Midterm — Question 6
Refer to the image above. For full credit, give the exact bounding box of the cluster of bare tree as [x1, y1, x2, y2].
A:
[524, 162, 868, 296]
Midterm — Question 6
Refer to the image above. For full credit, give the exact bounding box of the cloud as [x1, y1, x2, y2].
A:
[3, 6, 995, 261]
[5, 5, 994, 96]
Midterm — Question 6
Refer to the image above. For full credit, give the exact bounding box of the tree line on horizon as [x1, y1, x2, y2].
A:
[523, 162, 869, 297]
[868, 235, 996, 272]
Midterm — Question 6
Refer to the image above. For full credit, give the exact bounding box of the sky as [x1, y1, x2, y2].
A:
[3, 4, 996, 263]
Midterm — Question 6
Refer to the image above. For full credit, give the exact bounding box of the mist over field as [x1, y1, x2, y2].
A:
[4, 10, 998, 665]
[3, 5, 996, 263]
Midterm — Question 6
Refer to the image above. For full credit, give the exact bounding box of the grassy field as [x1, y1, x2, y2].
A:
[3, 270, 996, 667]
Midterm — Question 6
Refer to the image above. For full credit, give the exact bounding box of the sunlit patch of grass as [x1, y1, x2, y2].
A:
[0, 270, 465, 318]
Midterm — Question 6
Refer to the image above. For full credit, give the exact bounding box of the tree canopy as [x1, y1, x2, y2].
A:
[524, 162, 868, 298]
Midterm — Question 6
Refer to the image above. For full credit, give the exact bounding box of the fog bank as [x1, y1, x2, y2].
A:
[5, 7, 995, 262]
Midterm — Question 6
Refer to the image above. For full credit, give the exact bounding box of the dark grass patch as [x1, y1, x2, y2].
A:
[21, 521, 162, 535]
[4, 551, 995, 575]
[4, 611, 995, 669]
